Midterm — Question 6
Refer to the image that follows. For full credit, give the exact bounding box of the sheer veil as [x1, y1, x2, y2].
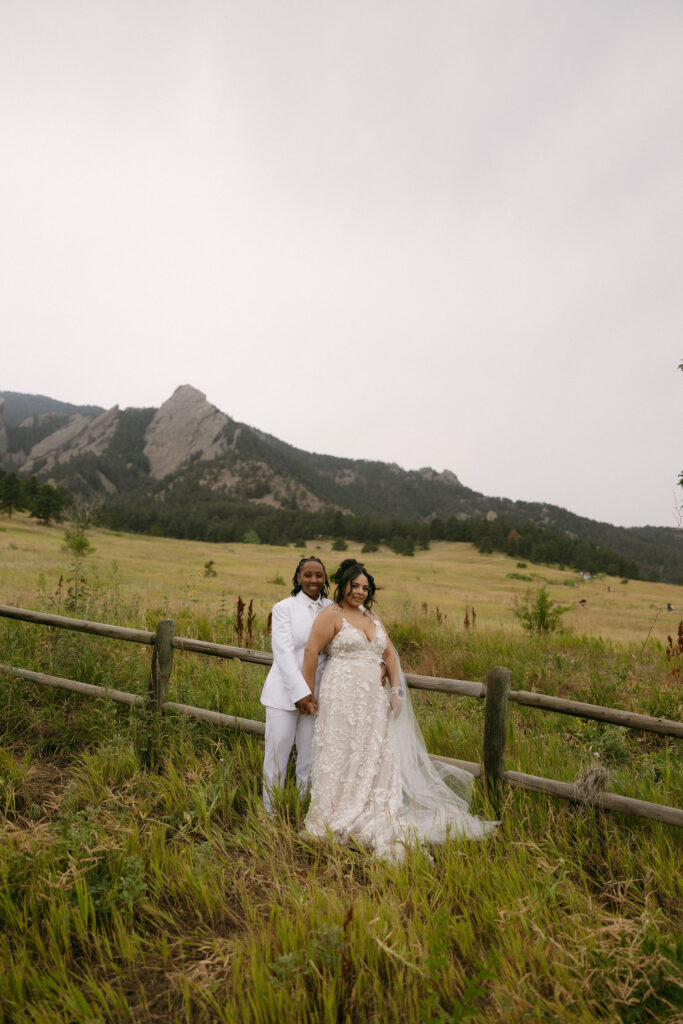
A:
[387, 647, 498, 841]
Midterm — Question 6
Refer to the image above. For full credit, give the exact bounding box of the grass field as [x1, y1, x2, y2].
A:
[1, 515, 682, 1022]
[1, 514, 682, 645]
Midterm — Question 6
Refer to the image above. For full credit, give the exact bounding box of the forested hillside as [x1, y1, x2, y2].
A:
[1, 386, 681, 583]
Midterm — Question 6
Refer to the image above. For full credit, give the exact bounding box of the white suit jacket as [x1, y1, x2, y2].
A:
[260, 591, 333, 711]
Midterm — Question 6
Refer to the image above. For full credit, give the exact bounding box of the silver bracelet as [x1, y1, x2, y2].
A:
[390, 687, 404, 697]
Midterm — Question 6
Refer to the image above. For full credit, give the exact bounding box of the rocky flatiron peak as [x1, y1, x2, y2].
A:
[21, 406, 120, 474]
[143, 385, 229, 479]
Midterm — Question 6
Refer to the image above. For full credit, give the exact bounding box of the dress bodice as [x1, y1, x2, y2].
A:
[325, 617, 386, 662]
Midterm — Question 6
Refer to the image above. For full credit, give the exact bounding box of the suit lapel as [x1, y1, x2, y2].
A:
[293, 592, 310, 635]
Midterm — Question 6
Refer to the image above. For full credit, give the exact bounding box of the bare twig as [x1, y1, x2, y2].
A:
[639, 610, 661, 656]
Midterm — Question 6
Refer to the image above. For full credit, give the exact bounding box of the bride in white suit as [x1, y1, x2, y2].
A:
[260, 557, 332, 814]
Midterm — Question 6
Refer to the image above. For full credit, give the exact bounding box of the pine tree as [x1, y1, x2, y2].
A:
[0, 472, 24, 518]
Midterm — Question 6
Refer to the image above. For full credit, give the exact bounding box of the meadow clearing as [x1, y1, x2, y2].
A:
[0, 514, 682, 1022]
[1, 514, 682, 645]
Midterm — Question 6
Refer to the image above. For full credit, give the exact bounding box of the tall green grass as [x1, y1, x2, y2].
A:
[0, 578, 681, 1022]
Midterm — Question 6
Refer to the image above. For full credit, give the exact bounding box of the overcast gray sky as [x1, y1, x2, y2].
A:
[2, 1, 681, 528]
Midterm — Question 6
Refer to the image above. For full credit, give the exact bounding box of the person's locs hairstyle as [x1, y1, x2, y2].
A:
[290, 556, 330, 597]
[331, 558, 378, 609]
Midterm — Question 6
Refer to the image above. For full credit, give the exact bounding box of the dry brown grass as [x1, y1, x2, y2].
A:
[1, 513, 680, 646]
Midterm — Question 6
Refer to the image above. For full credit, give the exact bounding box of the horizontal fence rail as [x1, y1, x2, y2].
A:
[1, 604, 681, 828]
[0, 604, 156, 645]
[2, 661, 680, 828]
[2, 605, 680, 738]
[0, 663, 145, 707]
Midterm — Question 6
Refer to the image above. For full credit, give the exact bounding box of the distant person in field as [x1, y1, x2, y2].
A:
[259, 557, 332, 814]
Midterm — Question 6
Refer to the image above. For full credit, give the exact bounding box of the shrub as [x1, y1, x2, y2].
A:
[63, 530, 93, 556]
[361, 540, 379, 553]
[514, 586, 568, 633]
[332, 537, 348, 551]
[243, 530, 261, 544]
[389, 534, 414, 556]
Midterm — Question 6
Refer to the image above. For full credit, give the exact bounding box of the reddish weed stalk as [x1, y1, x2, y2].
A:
[665, 619, 683, 680]
[235, 596, 245, 646]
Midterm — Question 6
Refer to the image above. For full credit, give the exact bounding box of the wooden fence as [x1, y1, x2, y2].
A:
[1, 603, 681, 828]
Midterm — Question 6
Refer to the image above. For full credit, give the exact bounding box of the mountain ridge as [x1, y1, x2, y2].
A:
[1, 386, 680, 582]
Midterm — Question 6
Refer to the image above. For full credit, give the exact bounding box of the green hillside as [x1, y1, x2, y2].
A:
[2, 388, 681, 583]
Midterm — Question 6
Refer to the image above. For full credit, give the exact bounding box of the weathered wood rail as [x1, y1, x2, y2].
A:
[1, 603, 681, 827]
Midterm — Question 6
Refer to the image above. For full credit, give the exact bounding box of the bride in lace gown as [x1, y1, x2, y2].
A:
[301, 560, 497, 862]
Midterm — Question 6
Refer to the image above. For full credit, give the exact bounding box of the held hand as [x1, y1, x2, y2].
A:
[389, 692, 403, 718]
[296, 694, 317, 716]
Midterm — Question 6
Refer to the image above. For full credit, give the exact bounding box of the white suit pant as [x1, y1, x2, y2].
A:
[263, 707, 315, 814]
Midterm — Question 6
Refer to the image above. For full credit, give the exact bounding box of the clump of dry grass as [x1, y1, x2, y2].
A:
[574, 764, 610, 802]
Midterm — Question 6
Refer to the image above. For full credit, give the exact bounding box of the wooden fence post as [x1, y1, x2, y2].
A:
[483, 667, 511, 806]
[145, 618, 176, 768]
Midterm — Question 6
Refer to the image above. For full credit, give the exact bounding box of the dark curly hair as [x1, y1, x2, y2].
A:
[290, 556, 330, 598]
[331, 559, 377, 609]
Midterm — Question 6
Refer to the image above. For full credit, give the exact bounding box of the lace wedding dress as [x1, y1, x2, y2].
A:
[303, 616, 497, 862]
